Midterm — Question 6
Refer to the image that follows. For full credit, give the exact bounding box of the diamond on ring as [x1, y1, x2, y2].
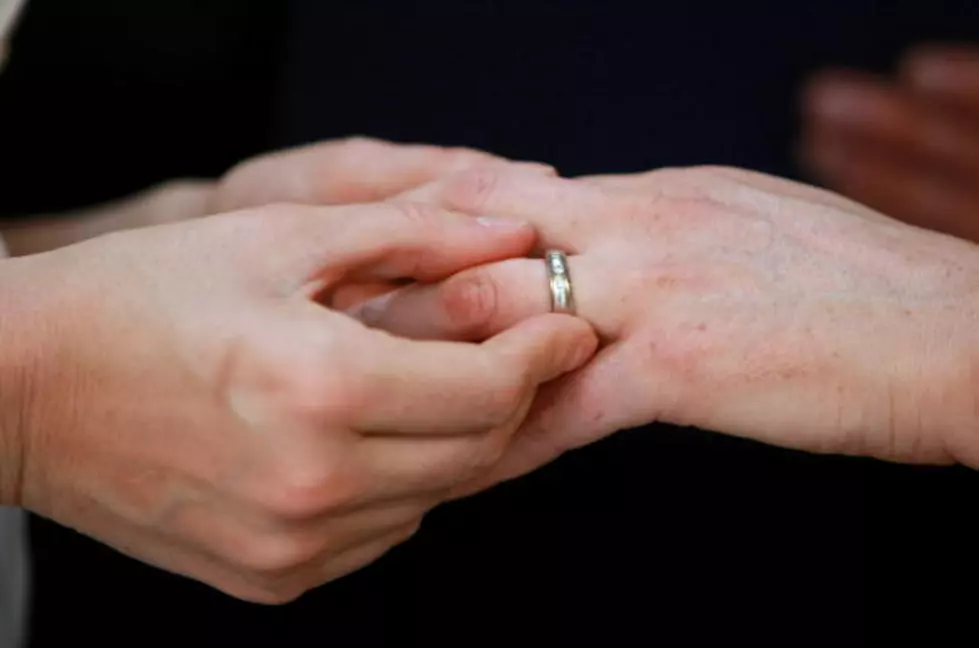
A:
[545, 250, 576, 315]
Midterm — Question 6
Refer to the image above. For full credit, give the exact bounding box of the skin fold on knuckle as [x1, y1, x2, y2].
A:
[238, 379, 365, 521]
[339, 136, 389, 159]
[441, 166, 506, 214]
[253, 429, 370, 522]
[257, 464, 346, 521]
[439, 146, 497, 172]
[275, 338, 370, 430]
[211, 573, 305, 606]
[378, 203, 452, 259]
[389, 201, 446, 229]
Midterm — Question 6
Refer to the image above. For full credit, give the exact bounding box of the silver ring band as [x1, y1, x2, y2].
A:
[545, 250, 576, 315]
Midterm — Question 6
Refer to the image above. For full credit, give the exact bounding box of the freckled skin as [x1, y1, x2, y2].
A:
[360, 165, 979, 489]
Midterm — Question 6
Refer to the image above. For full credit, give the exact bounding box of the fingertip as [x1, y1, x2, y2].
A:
[902, 43, 979, 90]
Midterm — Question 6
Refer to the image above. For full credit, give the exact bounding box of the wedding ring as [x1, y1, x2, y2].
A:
[545, 250, 576, 315]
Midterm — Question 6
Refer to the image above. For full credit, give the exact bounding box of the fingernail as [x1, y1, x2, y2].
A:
[476, 216, 528, 230]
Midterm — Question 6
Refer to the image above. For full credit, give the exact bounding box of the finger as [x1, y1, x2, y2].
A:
[241, 302, 593, 439]
[314, 523, 418, 585]
[360, 389, 533, 496]
[234, 202, 536, 292]
[802, 71, 926, 157]
[215, 137, 505, 211]
[352, 254, 624, 341]
[449, 343, 649, 497]
[901, 47, 979, 172]
[173, 494, 426, 576]
[349, 313, 597, 435]
[903, 45, 979, 113]
[61, 512, 250, 601]
[577, 170, 661, 189]
[396, 165, 634, 252]
[803, 134, 979, 241]
[392, 159, 559, 201]
[255, 522, 422, 603]
[803, 71, 979, 178]
[329, 281, 401, 310]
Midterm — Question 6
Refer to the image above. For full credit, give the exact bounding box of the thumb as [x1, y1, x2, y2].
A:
[448, 343, 637, 499]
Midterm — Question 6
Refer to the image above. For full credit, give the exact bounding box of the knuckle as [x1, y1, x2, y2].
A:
[258, 461, 358, 520]
[248, 585, 307, 606]
[690, 164, 740, 178]
[390, 201, 446, 230]
[232, 532, 322, 579]
[237, 334, 365, 429]
[437, 269, 499, 336]
[442, 166, 504, 213]
[215, 580, 302, 606]
[393, 519, 424, 545]
[279, 351, 367, 426]
[442, 146, 496, 170]
[339, 135, 384, 154]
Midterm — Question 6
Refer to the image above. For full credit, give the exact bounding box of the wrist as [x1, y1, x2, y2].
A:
[0, 256, 47, 506]
[931, 311, 979, 470]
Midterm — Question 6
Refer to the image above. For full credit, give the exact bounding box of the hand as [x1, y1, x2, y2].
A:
[351, 165, 979, 490]
[2, 137, 545, 255]
[801, 44, 979, 242]
[209, 136, 550, 213]
[0, 202, 595, 603]
[0, 180, 214, 257]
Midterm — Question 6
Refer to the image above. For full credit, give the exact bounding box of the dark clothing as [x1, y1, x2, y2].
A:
[2, 2, 978, 646]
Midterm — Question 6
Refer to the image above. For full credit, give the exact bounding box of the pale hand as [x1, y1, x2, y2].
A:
[0, 201, 595, 602]
[2, 137, 545, 255]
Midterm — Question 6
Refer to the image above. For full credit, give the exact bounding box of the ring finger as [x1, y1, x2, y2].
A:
[350, 253, 622, 343]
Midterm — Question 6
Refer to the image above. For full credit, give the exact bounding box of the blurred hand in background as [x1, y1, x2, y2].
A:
[802, 44, 979, 243]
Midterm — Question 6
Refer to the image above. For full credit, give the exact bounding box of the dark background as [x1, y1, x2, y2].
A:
[2, 1, 979, 645]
